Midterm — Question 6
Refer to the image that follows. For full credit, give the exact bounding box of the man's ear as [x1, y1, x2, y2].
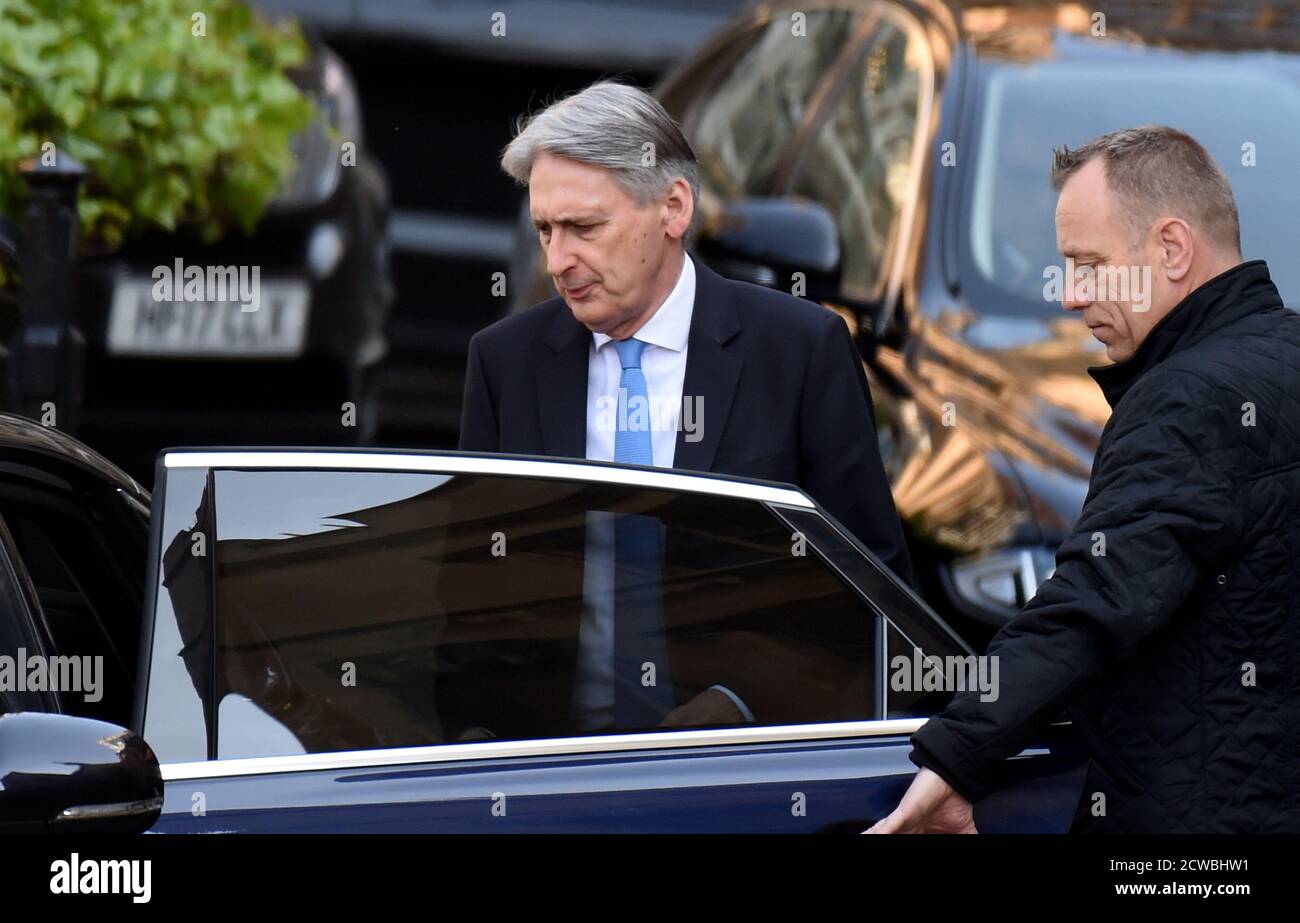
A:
[663, 177, 694, 241]
[1155, 217, 1195, 282]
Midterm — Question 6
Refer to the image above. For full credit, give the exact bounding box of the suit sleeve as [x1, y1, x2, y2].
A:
[799, 313, 914, 586]
[458, 333, 499, 452]
[908, 370, 1243, 802]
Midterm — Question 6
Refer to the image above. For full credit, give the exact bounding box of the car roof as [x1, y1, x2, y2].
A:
[0, 413, 148, 502]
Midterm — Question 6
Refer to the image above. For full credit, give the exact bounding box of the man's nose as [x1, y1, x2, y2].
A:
[1062, 268, 1092, 311]
[545, 231, 577, 279]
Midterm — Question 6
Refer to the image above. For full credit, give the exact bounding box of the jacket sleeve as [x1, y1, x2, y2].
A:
[798, 313, 914, 585]
[458, 332, 499, 452]
[909, 369, 1244, 802]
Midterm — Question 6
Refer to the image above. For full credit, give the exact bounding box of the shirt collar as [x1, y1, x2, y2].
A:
[592, 252, 695, 353]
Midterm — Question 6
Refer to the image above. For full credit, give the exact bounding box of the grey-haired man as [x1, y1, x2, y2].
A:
[459, 81, 911, 729]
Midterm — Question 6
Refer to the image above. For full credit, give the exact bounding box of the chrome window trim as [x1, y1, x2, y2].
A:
[160, 718, 926, 781]
[162, 451, 817, 508]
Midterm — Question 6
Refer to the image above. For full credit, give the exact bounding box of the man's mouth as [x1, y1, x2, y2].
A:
[565, 282, 595, 299]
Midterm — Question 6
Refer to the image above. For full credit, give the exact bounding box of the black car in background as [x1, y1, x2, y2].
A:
[514, 0, 1300, 649]
[71, 41, 394, 486]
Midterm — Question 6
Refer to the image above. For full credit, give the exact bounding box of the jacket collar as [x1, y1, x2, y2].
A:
[674, 256, 743, 471]
[533, 253, 744, 464]
[1088, 260, 1282, 408]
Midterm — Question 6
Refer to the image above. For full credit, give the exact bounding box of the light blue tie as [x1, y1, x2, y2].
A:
[613, 338, 653, 466]
[606, 338, 674, 727]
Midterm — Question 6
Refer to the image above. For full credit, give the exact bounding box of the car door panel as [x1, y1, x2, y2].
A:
[139, 451, 1087, 833]
[154, 726, 1084, 833]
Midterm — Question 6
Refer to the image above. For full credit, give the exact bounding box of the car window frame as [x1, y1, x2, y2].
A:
[143, 450, 966, 779]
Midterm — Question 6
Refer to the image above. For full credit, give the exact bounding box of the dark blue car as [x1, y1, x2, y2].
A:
[0, 416, 1085, 832]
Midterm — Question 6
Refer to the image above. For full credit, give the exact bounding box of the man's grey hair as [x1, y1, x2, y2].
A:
[1050, 125, 1241, 254]
[501, 80, 700, 225]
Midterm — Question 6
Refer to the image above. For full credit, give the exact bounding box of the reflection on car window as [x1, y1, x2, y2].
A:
[0, 506, 135, 724]
[0, 521, 48, 717]
[788, 17, 926, 302]
[144, 467, 213, 764]
[885, 620, 962, 719]
[688, 8, 864, 200]
[209, 470, 878, 759]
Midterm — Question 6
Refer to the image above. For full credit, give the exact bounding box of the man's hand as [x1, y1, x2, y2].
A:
[659, 688, 744, 727]
[863, 768, 978, 834]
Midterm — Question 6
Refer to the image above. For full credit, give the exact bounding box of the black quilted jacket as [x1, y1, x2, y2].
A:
[910, 260, 1300, 833]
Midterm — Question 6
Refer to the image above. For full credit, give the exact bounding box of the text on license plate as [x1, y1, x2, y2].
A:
[107, 279, 310, 357]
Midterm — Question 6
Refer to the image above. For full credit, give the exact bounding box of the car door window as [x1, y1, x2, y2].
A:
[770, 504, 971, 719]
[0, 481, 145, 724]
[684, 6, 869, 201]
[0, 516, 55, 716]
[784, 10, 930, 303]
[196, 468, 879, 759]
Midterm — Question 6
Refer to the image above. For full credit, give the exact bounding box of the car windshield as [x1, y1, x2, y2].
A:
[963, 54, 1300, 314]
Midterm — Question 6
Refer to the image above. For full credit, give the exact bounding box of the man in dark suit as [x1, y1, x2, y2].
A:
[458, 80, 911, 729]
[461, 81, 909, 579]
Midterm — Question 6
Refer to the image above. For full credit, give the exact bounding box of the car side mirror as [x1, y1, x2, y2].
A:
[694, 198, 882, 350]
[696, 197, 841, 292]
[0, 712, 163, 833]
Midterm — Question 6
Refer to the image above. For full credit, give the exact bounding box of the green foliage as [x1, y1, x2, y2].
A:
[0, 0, 318, 285]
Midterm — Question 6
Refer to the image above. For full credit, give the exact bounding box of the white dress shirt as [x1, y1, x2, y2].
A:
[571, 253, 753, 729]
[585, 252, 695, 466]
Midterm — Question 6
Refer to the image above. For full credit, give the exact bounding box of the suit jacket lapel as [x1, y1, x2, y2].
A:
[675, 258, 742, 471]
[535, 302, 589, 458]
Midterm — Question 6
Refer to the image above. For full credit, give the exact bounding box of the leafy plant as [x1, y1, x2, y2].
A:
[0, 0, 318, 285]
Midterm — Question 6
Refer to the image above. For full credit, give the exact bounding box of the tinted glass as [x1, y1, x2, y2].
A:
[787, 15, 927, 301]
[209, 469, 877, 758]
[687, 8, 866, 200]
[0, 503, 136, 723]
[142, 467, 213, 764]
[0, 522, 49, 716]
[773, 504, 969, 721]
[964, 54, 1300, 313]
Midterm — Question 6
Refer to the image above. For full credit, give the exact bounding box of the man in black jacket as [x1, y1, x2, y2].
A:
[869, 126, 1300, 834]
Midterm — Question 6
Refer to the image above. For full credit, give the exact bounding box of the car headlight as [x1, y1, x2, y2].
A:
[944, 546, 1057, 625]
[273, 48, 361, 210]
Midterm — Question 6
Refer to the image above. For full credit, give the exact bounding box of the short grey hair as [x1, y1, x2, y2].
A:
[1051, 125, 1241, 254]
[501, 80, 700, 222]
